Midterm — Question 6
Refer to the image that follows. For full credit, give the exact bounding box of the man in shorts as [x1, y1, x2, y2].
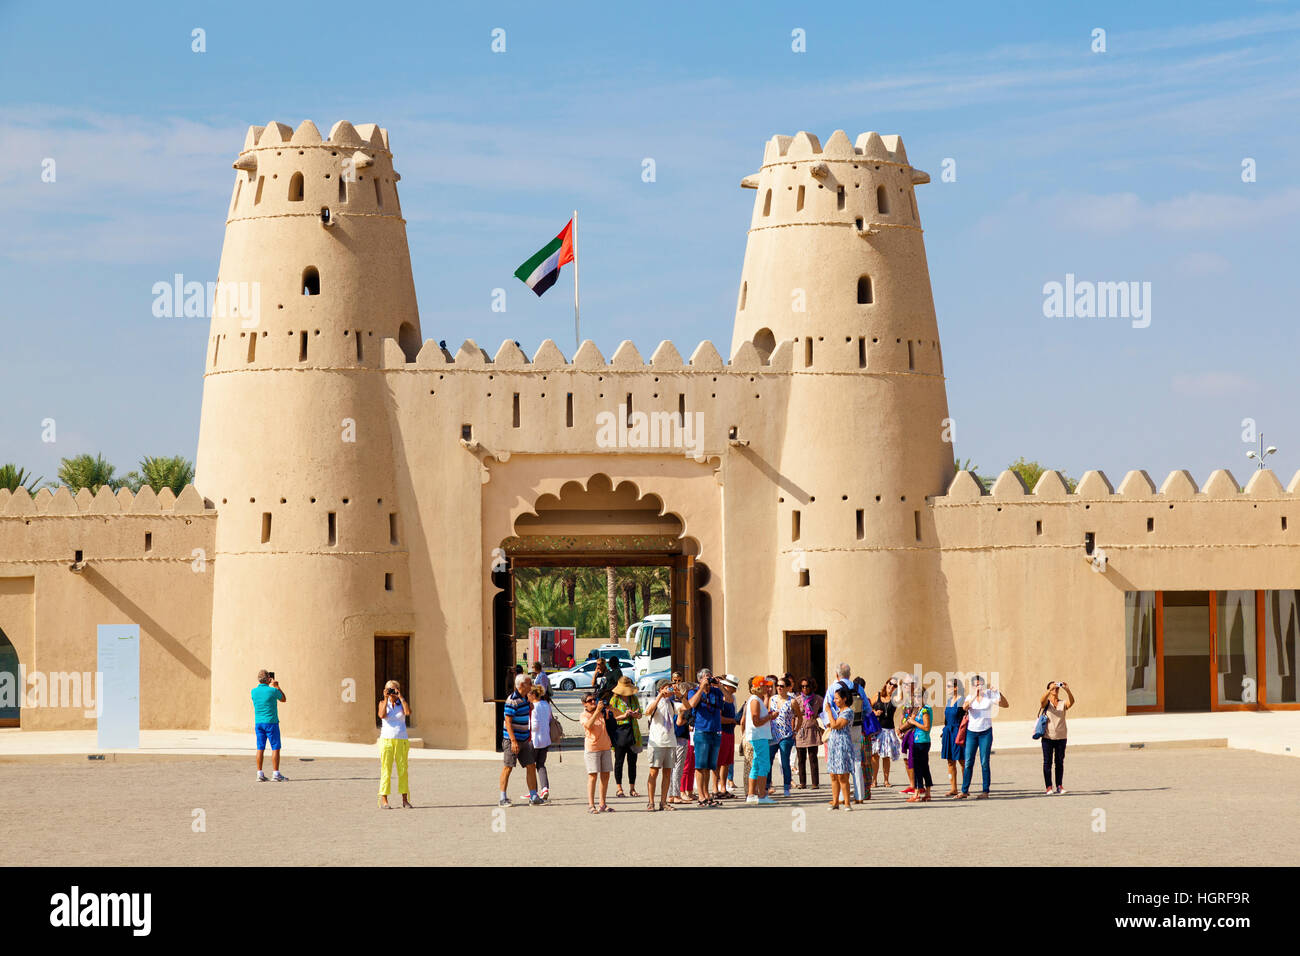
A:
[644, 678, 681, 811]
[499, 673, 540, 807]
[251, 669, 287, 782]
[687, 668, 725, 806]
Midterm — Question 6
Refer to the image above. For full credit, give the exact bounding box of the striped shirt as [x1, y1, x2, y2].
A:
[503, 691, 531, 742]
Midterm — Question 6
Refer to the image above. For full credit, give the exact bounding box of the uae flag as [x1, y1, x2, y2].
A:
[514, 219, 575, 297]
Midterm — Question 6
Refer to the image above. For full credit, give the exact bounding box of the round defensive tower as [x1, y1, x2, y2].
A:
[196, 120, 421, 741]
[731, 130, 955, 686]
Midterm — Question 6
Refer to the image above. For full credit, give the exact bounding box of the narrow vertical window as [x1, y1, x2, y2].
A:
[855, 216, 863, 231]
[792, 510, 801, 541]
[299, 331, 308, 362]
[796, 186, 805, 211]
[763, 189, 772, 217]
[858, 336, 866, 368]
[212, 336, 221, 368]
[908, 190, 917, 221]
[876, 184, 889, 215]
[144, 532, 153, 553]
[327, 512, 338, 547]
[338, 176, 347, 203]
[1148, 517, 1155, 533]
[384, 572, 394, 592]
[302, 267, 320, 296]
[855, 509, 864, 540]
[804, 338, 813, 367]
[374, 178, 383, 209]
[389, 513, 399, 546]
[246, 334, 256, 363]
[231, 179, 242, 215]
[288, 172, 304, 202]
[797, 569, 810, 587]
[261, 513, 272, 544]
[739, 281, 747, 311]
[678, 393, 686, 425]
[355, 330, 363, 361]
[625, 393, 633, 426]
[914, 510, 922, 542]
[254, 175, 265, 205]
[857, 275, 873, 304]
[512, 392, 520, 428]
[907, 340, 915, 370]
[566, 392, 574, 427]
[837, 185, 845, 210]
[1036, 519, 1043, 536]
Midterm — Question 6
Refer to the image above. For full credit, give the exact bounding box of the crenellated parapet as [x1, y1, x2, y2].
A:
[1, 484, 211, 517]
[933, 468, 1300, 556]
[379, 335, 795, 374]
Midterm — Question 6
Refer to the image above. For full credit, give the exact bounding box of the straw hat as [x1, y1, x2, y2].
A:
[719, 674, 739, 689]
[612, 676, 639, 697]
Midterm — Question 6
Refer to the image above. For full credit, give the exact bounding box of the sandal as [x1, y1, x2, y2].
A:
[588, 807, 600, 814]
[629, 789, 640, 797]
[663, 803, 676, 811]
[646, 802, 656, 811]
[600, 805, 615, 812]
[615, 790, 626, 799]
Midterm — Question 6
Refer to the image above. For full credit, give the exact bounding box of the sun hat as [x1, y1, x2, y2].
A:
[719, 674, 739, 689]
[612, 676, 639, 697]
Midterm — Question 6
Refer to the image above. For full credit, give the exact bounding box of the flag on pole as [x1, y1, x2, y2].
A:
[514, 219, 575, 297]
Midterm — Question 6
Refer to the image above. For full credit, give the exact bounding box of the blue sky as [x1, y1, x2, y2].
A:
[1, 0, 1298, 488]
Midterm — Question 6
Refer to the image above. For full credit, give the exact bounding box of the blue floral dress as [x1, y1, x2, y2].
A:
[826, 703, 854, 774]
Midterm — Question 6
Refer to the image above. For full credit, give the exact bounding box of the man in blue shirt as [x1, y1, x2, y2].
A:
[251, 669, 287, 782]
[687, 668, 724, 806]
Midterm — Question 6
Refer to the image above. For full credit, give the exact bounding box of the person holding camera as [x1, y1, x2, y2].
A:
[1039, 680, 1075, 794]
[378, 680, 412, 809]
[251, 669, 286, 782]
[645, 678, 680, 811]
[957, 675, 1009, 799]
[687, 668, 725, 807]
[580, 692, 614, 813]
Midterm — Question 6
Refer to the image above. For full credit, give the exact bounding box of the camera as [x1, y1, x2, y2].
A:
[267, 671, 275, 680]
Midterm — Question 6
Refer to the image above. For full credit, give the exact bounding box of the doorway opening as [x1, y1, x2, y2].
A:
[0, 626, 18, 727]
[374, 634, 411, 728]
[784, 631, 827, 700]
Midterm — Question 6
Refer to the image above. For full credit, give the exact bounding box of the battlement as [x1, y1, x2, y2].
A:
[937, 468, 1300, 503]
[378, 336, 797, 373]
[239, 120, 391, 154]
[759, 130, 915, 169]
[0, 484, 212, 517]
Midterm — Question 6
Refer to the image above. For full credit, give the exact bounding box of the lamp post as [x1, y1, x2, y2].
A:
[1245, 434, 1277, 471]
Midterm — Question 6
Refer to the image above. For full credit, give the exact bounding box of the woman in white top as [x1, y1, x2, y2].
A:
[956, 675, 1009, 799]
[645, 679, 681, 811]
[528, 685, 553, 801]
[377, 680, 412, 809]
[744, 676, 779, 805]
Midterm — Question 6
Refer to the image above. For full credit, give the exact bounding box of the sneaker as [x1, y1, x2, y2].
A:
[1045, 787, 1054, 795]
[901, 787, 915, 794]
[256, 772, 267, 782]
[539, 787, 550, 800]
[272, 772, 286, 782]
[1056, 786, 1066, 795]
[528, 795, 546, 806]
[745, 795, 760, 805]
[783, 786, 791, 797]
[498, 797, 512, 808]
[758, 796, 777, 806]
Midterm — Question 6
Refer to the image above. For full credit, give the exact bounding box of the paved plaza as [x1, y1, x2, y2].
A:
[2, 745, 1297, 866]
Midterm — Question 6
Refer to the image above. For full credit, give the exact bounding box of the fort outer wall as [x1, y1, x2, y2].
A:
[931, 467, 1300, 718]
[0, 485, 215, 730]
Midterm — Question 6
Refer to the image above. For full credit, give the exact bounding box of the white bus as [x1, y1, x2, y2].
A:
[628, 613, 672, 679]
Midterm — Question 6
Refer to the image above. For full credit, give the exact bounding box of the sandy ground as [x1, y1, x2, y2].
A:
[1, 745, 1297, 866]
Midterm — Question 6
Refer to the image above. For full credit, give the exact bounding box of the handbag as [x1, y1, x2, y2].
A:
[1032, 706, 1049, 740]
[955, 713, 969, 748]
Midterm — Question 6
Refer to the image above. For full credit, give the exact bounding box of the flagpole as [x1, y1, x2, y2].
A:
[572, 209, 580, 351]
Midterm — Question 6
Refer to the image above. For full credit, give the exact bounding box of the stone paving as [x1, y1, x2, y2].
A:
[2, 745, 1296, 866]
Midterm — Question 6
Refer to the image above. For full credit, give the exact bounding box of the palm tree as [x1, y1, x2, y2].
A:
[122, 455, 195, 494]
[0, 464, 43, 493]
[56, 453, 120, 494]
[606, 567, 618, 642]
